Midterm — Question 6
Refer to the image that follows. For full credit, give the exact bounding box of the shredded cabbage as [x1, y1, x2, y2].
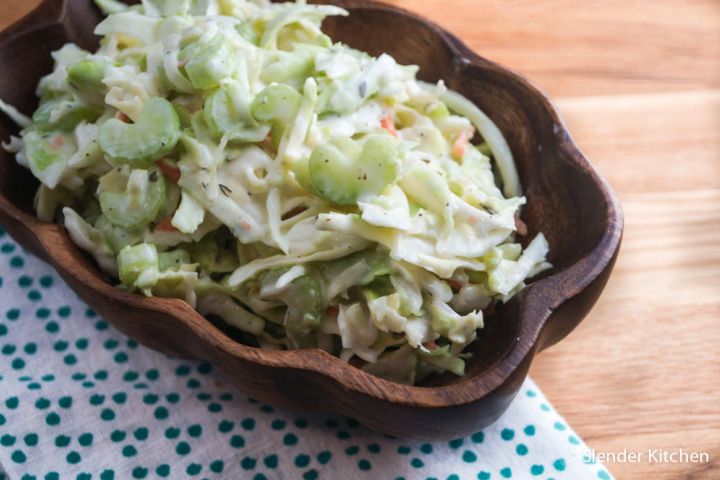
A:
[0, 0, 551, 385]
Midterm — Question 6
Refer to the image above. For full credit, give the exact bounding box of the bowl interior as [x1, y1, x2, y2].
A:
[0, 1, 610, 389]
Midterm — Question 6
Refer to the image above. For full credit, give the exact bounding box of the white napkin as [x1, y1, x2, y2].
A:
[0, 226, 612, 479]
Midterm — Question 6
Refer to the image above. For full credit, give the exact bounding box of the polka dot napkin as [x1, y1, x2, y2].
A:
[0, 225, 612, 480]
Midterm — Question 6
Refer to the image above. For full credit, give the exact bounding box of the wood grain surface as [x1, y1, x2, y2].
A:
[1, 1, 718, 478]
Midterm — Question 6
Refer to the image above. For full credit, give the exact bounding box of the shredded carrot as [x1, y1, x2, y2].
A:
[452, 126, 475, 160]
[380, 110, 399, 137]
[155, 216, 177, 233]
[259, 133, 277, 157]
[324, 306, 339, 318]
[447, 279, 464, 293]
[50, 134, 64, 149]
[115, 111, 130, 123]
[240, 221, 253, 232]
[515, 216, 528, 236]
[155, 160, 181, 183]
[422, 340, 439, 350]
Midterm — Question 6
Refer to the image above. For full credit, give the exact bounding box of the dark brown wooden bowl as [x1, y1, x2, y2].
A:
[0, 0, 622, 440]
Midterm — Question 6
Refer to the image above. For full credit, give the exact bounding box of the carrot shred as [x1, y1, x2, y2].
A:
[50, 134, 64, 149]
[155, 216, 177, 233]
[324, 306, 339, 318]
[155, 160, 181, 183]
[422, 340, 439, 350]
[447, 279, 464, 292]
[515, 216, 528, 236]
[115, 111, 130, 123]
[452, 126, 475, 160]
[380, 110, 399, 137]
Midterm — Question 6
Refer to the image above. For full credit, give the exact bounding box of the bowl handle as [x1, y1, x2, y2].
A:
[528, 168, 623, 352]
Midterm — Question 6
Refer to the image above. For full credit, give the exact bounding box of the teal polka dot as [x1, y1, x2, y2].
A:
[188, 424, 202, 437]
[230, 435, 245, 448]
[66, 451, 81, 464]
[95, 320, 108, 330]
[317, 451, 332, 465]
[0, 324, 7, 336]
[164, 428, 180, 439]
[523, 425, 536, 436]
[241, 418, 255, 430]
[131, 467, 148, 479]
[462, 450, 477, 463]
[209, 460, 224, 473]
[553, 421, 566, 431]
[336, 430, 350, 440]
[94, 370, 108, 380]
[57, 306, 71, 317]
[23, 343, 37, 354]
[345, 445, 359, 455]
[166, 393, 180, 403]
[500, 429, 515, 441]
[12, 358, 26, 370]
[186, 464, 201, 475]
[133, 428, 149, 441]
[208, 402, 222, 412]
[219, 420, 234, 433]
[100, 408, 115, 421]
[5, 396, 19, 408]
[36, 307, 50, 318]
[284, 433, 298, 446]
[40, 275, 54, 287]
[553, 458, 566, 471]
[90, 395, 105, 406]
[295, 418, 308, 429]
[112, 392, 127, 404]
[75, 338, 89, 349]
[6, 309, 20, 320]
[0, 413, 5, 425]
[1, 434, 16, 446]
[448, 475, 460, 480]
[540, 403, 550, 411]
[398, 445, 411, 454]
[155, 465, 170, 477]
[530, 465, 544, 475]
[2, 344, 15, 355]
[516, 444, 528, 455]
[303, 471, 318, 480]
[142, 393, 158, 404]
[271, 419, 286, 430]
[154, 406, 169, 419]
[45, 321, 59, 333]
[358, 459, 372, 471]
[176, 441, 191, 455]
[0, 242, 14, 253]
[264, 454, 278, 469]
[368, 443, 382, 454]
[11, 449, 26, 463]
[46, 473, 61, 480]
[78, 433, 93, 447]
[568, 435, 580, 445]
[55, 435, 71, 447]
[241, 457, 256, 470]
[500, 467, 512, 478]
[28, 290, 42, 301]
[411, 458, 424, 468]
[18, 275, 32, 287]
[122, 445, 137, 457]
[114, 352, 129, 363]
[597, 470, 611, 480]
[99, 470, 114, 480]
[471, 432, 484, 444]
[295, 454, 310, 468]
[255, 475, 269, 480]
[110, 430, 126, 442]
[77, 473, 92, 480]
[477, 472, 491, 480]
[448, 438, 463, 449]
[46, 412, 61, 426]
[24, 433, 39, 447]
[64, 354, 77, 365]
[175, 365, 191, 376]
[10, 255, 24, 268]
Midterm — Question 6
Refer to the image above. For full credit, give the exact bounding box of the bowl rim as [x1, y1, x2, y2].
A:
[0, 0, 624, 408]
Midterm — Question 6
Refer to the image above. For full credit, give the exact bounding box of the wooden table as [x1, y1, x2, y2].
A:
[2, 2, 719, 479]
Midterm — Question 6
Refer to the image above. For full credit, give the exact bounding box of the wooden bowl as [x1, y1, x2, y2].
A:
[0, 0, 623, 439]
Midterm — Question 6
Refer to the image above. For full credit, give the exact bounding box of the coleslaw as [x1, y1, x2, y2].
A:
[1, 0, 551, 385]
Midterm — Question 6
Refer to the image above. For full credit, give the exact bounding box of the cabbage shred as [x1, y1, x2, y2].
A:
[1, 0, 551, 385]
